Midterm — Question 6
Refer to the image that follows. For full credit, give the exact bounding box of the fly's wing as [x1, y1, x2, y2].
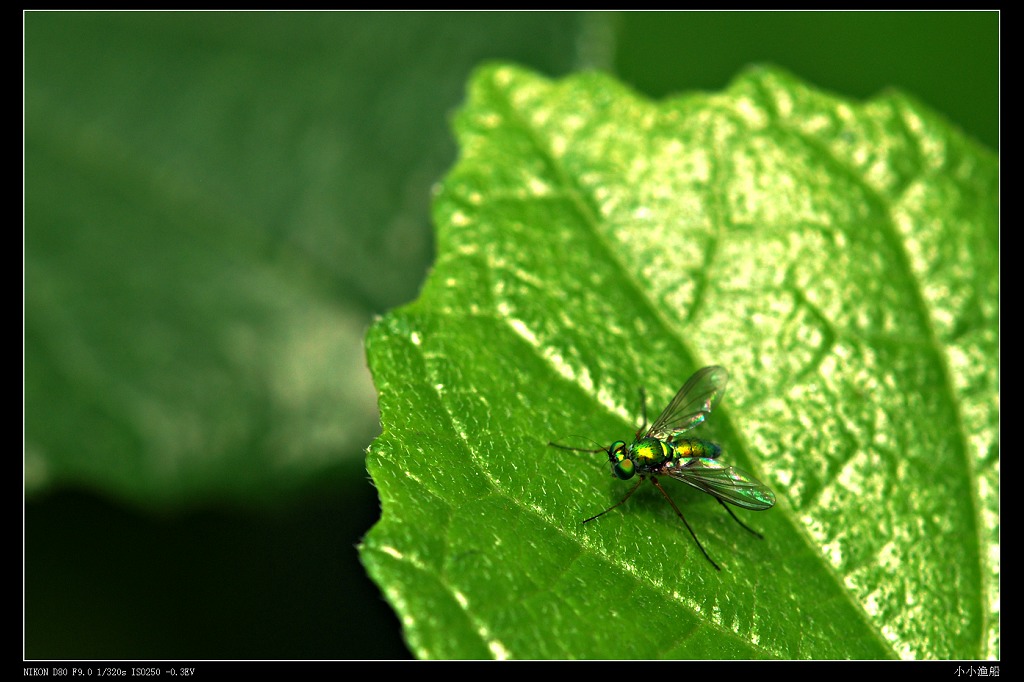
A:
[646, 366, 729, 441]
[667, 458, 776, 510]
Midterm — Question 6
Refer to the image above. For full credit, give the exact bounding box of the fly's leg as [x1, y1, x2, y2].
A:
[649, 477, 721, 572]
[637, 387, 648, 435]
[716, 498, 764, 539]
[583, 478, 644, 524]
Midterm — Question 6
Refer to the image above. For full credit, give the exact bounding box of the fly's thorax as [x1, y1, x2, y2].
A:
[630, 437, 673, 468]
[607, 441, 635, 480]
[671, 438, 722, 460]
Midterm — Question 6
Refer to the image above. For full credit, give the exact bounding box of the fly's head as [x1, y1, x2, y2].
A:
[607, 440, 635, 480]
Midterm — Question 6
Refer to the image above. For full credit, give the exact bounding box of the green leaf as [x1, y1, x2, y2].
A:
[360, 65, 998, 660]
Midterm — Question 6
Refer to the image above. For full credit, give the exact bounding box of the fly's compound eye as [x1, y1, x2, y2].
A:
[607, 441, 635, 480]
[612, 458, 635, 480]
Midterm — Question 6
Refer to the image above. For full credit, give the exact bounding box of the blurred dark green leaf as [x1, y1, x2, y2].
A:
[361, 65, 997, 659]
[24, 12, 588, 507]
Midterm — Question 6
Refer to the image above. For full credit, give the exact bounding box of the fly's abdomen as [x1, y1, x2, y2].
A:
[672, 438, 722, 460]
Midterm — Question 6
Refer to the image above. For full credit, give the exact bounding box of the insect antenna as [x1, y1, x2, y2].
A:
[547, 435, 606, 454]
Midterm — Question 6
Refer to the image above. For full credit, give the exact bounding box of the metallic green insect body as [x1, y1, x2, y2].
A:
[550, 366, 775, 571]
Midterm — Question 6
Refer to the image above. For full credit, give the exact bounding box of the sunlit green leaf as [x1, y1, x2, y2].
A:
[365, 64, 998, 659]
